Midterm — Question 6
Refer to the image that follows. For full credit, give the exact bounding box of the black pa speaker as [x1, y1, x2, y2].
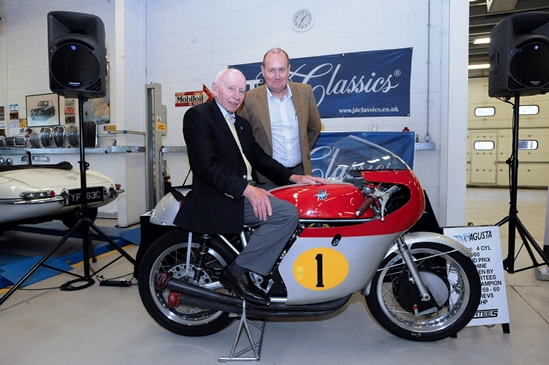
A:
[47, 11, 107, 99]
[488, 11, 549, 98]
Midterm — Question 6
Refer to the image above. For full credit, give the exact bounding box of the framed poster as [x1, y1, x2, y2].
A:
[64, 98, 77, 124]
[83, 62, 110, 124]
[26, 93, 60, 127]
[83, 93, 110, 124]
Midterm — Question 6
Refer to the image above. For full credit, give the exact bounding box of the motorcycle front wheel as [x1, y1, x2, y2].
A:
[138, 229, 237, 336]
[365, 242, 481, 341]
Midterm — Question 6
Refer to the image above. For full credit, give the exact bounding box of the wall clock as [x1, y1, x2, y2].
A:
[292, 9, 314, 32]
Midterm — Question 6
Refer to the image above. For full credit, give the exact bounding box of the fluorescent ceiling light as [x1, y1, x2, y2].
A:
[473, 38, 491, 44]
[468, 64, 490, 70]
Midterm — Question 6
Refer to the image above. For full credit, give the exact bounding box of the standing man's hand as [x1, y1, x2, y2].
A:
[289, 174, 329, 185]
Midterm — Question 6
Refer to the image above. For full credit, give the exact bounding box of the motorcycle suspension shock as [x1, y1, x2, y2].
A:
[191, 234, 211, 284]
[396, 236, 431, 302]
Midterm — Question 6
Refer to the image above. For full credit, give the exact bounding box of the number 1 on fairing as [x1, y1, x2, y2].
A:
[315, 253, 324, 287]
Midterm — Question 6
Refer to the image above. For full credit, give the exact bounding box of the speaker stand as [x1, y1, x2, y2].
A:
[495, 95, 549, 274]
[0, 97, 137, 305]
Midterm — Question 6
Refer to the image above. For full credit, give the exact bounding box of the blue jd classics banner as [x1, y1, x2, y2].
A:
[231, 48, 412, 118]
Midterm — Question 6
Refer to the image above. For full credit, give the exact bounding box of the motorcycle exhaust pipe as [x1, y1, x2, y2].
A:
[155, 272, 245, 312]
[154, 272, 352, 318]
[174, 292, 245, 315]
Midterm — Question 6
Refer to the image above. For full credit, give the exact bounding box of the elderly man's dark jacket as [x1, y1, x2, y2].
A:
[173, 99, 293, 234]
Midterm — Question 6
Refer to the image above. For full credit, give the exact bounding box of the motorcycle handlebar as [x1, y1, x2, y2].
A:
[355, 196, 376, 217]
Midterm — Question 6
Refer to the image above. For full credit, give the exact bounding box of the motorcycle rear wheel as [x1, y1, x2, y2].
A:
[138, 229, 237, 336]
[365, 242, 481, 341]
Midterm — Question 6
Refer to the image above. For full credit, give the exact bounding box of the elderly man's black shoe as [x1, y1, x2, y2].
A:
[219, 268, 269, 305]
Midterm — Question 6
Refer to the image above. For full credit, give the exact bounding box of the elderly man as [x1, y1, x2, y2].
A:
[174, 68, 326, 304]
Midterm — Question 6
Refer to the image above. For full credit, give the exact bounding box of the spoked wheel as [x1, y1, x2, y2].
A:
[138, 229, 237, 336]
[365, 242, 481, 341]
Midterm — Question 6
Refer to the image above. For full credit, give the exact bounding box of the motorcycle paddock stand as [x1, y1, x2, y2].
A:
[219, 300, 266, 362]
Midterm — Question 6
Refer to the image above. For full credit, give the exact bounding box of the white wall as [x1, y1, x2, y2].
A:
[146, 0, 446, 144]
[0, 0, 470, 227]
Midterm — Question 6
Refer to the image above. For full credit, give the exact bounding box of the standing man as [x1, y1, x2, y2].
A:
[238, 48, 322, 185]
[174, 68, 326, 305]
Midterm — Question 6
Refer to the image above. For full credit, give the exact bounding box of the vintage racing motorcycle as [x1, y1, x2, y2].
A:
[138, 135, 481, 342]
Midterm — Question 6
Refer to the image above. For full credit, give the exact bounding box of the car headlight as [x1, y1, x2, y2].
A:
[0, 158, 13, 166]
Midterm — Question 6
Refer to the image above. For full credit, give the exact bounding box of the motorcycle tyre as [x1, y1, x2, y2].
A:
[365, 242, 481, 341]
[138, 229, 237, 336]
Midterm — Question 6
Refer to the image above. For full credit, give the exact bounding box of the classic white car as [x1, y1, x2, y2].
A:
[0, 148, 123, 234]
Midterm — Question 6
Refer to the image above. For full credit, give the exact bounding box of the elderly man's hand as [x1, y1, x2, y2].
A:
[242, 184, 273, 221]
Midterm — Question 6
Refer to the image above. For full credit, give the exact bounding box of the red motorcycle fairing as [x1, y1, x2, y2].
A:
[271, 169, 425, 237]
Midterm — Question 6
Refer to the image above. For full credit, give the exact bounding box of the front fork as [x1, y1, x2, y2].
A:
[396, 236, 432, 302]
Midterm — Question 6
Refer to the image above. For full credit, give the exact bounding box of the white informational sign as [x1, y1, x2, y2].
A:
[443, 226, 510, 327]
